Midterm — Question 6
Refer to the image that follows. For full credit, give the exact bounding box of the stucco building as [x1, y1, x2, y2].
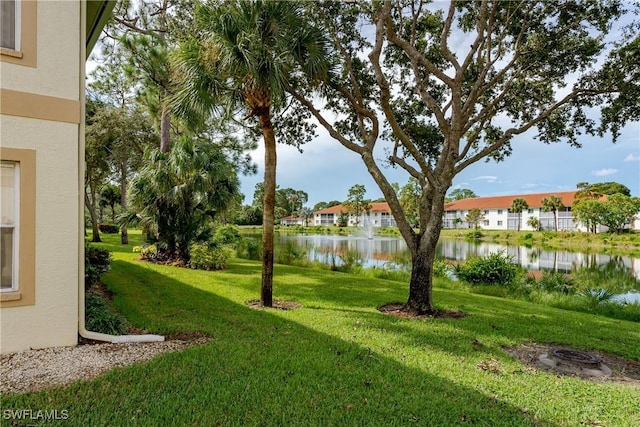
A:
[443, 191, 579, 231]
[313, 202, 397, 227]
[1, 0, 115, 354]
[310, 191, 638, 232]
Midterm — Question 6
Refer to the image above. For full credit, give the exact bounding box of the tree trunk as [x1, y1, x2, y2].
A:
[120, 163, 128, 245]
[85, 192, 102, 243]
[404, 212, 442, 315]
[259, 111, 277, 307]
[160, 103, 171, 154]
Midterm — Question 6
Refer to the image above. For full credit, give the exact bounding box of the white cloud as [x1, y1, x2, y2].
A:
[624, 153, 640, 162]
[472, 175, 499, 183]
[593, 168, 618, 177]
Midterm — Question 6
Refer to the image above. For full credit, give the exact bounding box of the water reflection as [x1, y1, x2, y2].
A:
[280, 234, 408, 268]
[265, 233, 640, 297]
[436, 239, 640, 281]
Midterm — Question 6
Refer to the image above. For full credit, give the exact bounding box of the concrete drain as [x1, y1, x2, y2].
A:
[539, 348, 611, 377]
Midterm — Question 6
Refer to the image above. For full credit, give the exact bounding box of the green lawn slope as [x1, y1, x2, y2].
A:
[2, 232, 638, 426]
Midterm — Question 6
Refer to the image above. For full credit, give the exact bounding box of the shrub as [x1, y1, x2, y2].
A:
[455, 251, 519, 286]
[215, 225, 243, 247]
[466, 230, 483, 239]
[338, 249, 364, 272]
[98, 223, 120, 234]
[537, 271, 575, 294]
[276, 240, 308, 265]
[85, 244, 112, 290]
[432, 260, 451, 278]
[188, 242, 233, 271]
[236, 238, 261, 260]
[137, 244, 162, 262]
[579, 288, 615, 309]
[85, 293, 128, 335]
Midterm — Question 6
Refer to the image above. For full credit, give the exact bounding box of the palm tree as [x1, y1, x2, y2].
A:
[172, 1, 329, 307]
[130, 136, 240, 263]
[542, 195, 565, 232]
[100, 185, 120, 223]
[300, 207, 313, 227]
[527, 216, 541, 231]
[510, 198, 529, 231]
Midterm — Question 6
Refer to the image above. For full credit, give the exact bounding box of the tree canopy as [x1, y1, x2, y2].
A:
[446, 188, 478, 203]
[576, 181, 632, 199]
[287, 0, 635, 314]
[344, 184, 372, 226]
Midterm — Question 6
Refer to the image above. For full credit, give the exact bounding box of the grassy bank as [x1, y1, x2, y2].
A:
[2, 231, 639, 426]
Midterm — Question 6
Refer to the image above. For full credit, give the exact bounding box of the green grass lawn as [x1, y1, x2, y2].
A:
[3, 231, 639, 426]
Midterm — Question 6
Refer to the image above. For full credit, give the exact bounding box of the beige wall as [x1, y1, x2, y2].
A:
[0, 1, 82, 353]
[0, 1, 80, 100]
[0, 117, 80, 353]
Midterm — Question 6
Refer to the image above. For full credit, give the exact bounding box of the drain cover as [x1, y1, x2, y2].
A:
[549, 349, 602, 369]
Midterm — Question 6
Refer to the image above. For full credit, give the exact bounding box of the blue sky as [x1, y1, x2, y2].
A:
[239, 121, 640, 208]
[89, 2, 639, 208]
[238, 4, 640, 209]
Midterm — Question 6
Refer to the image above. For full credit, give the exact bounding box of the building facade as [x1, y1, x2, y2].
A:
[313, 202, 397, 227]
[310, 191, 638, 232]
[442, 191, 580, 231]
[1, 1, 113, 354]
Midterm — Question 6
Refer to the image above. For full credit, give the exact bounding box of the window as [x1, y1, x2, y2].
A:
[0, 148, 35, 307]
[528, 209, 534, 214]
[0, 0, 18, 50]
[484, 210, 489, 215]
[497, 220, 503, 226]
[497, 210, 503, 215]
[320, 213, 334, 225]
[1, 162, 18, 291]
[1, 0, 36, 67]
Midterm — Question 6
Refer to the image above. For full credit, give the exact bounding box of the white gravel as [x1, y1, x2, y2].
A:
[0, 339, 207, 395]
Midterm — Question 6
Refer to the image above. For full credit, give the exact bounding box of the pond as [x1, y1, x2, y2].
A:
[246, 231, 640, 303]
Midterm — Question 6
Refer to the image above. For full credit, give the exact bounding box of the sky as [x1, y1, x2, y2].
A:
[238, 4, 640, 209]
[89, 1, 640, 209]
[238, 121, 640, 209]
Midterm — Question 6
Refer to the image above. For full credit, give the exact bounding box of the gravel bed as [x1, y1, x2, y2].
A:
[1, 338, 207, 395]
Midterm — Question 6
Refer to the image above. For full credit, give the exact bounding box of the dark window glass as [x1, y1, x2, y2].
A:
[1, 0, 16, 50]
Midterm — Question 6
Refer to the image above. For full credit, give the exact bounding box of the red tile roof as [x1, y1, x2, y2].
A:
[313, 191, 579, 215]
[314, 204, 347, 215]
[314, 202, 392, 215]
[444, 191, 578, 211]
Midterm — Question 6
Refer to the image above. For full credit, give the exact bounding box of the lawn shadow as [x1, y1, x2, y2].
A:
[264, 260, 640, 361]
[1, 259, 557, 426]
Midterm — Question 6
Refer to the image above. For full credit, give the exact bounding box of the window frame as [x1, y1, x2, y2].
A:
[0, 0, 19, 50]
[0, 0, 36, 67]
[0, 148, 35, 307]
[1, 161, 20, 293]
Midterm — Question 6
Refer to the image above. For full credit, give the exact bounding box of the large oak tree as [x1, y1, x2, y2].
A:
[289, 0, 635, 314]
